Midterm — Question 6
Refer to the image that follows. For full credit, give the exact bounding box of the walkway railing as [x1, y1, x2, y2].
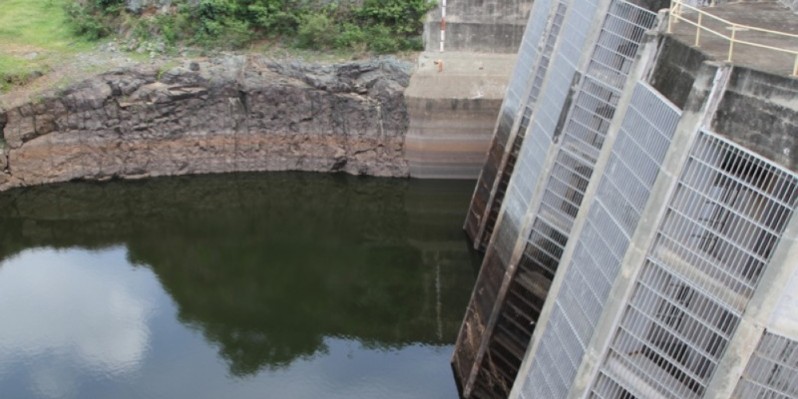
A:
[667, 0, 798, 76]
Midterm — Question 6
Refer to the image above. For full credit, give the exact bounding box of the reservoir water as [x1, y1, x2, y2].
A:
[0, 173, 480, 399]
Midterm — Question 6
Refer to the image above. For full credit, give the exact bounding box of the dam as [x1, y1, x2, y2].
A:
[1, 0, 798, 397]
[452, 0, 798, 398]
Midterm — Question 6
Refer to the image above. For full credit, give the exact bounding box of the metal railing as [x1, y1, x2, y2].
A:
[667, 0, 798, 76]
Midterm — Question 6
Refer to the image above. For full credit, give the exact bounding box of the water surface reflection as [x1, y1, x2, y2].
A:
[0, 173, 480, 398]
[0, 248, 157, 398]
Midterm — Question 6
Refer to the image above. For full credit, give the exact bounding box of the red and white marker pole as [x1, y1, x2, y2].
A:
[440, 0, 446, 52]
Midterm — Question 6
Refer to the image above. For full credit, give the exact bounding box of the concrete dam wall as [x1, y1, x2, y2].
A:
[423, 0, 532, 53]
[405, 0, 535, 179]
[455, 0, 798, 397]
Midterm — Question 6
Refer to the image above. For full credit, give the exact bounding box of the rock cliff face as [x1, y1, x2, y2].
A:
[0, 56, 411, 190]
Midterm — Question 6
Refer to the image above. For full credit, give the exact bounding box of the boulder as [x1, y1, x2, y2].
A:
[125, 0, 177, 14]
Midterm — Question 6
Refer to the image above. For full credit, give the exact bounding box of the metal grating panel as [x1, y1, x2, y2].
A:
[500, 129, 552, 260]
[464, 0, 553, 246]
[587, 2, 655, 89]
[509, 3, 660, 398]
[524, 2, 568, 123]
[654, 133, 798, 311]
[479, 0, 568, 251]
[519, 81, 679, 398]
[479, 1, 606, 395]
[453, 0, 568, 392]
[497, 0, 574, 260]
[529, 0, 658, 246]
[494, 214, 522, 264]
[592, 131, 798, 399]
[503, 0, 552, 125]
[733, 332, 798, 399]
[509, 0, 606, 241]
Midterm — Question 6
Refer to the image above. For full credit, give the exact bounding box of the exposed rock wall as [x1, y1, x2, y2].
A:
[0, 56, 412, 190]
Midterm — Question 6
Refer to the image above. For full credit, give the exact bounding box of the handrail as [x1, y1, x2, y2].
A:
[667, 0, 798, 76]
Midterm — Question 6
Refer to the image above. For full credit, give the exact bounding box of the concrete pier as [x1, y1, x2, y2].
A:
[404, 0, 532, 179]
[405, 52, 516, 179]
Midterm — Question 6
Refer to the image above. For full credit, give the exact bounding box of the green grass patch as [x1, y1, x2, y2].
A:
[0, 0, 88, 49]
[0, 0, 95, 92]
[0, 53, 47, 93]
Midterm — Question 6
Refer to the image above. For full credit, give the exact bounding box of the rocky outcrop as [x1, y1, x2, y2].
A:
[0, 56, 411, 190]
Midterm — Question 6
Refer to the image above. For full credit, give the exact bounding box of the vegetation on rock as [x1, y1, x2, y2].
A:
[63, 0, 435, 53]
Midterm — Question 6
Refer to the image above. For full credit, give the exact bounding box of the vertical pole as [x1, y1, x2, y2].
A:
[695, 12, 702, 46]
[668, 2, 674, 34]
[728, 26, 736, 62]
[440, 0, 446, 52]
[793, 54, 798, 76]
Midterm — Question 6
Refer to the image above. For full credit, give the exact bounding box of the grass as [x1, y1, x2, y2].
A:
[0, 0, 95, 91]
[249, 39, 419, 64]
[0, 55, 29, 82]
[252, 40, 365, 63]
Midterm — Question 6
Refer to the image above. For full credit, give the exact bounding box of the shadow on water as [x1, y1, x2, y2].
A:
[0, 172, 482, 377]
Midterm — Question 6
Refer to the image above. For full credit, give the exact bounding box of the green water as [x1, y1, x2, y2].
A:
[0, 173, 480, 399]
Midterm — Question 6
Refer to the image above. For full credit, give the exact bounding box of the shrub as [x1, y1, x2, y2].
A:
[64, 1, 111, 39]
[247, 0, 301, 35]
[365, 24, 400, 53]
[296, 12, 336, 50]
[198, 0, 236, 33]
[221, 18, 253, 48]
[62, 0, 434, 53]
[356, 0, 433, 35]
[334, 23, 365, 49]
[355, 0, 434, 52]
[153, 14, 177, 44]
[96, 0, 124, 9]
[402, 35, 424, 51]
[193, 0, 253, 47]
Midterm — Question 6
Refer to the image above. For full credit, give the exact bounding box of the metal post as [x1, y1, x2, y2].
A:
[728, 26, 736, 62]
[695, 12, 702, 46]
[793, 54, 798, 76]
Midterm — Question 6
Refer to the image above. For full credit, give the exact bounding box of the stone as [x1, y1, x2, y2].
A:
[125, 0, 173, 14]
[0, 109, 6, 140]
